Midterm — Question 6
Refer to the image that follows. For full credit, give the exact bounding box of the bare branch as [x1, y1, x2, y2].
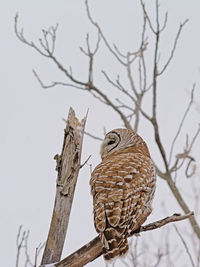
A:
[170, 153, 190, 174]
[127, 53, 139, 96]
[33, 70, 85, 90]
[80, 32, 101, 84]
[85, 0, 147, 68]
[140, 0, 156, 34]
[169, 122, 200, 177]
[93, 30, 101, 55]
[139, 212, 194, 232]
[174, 225, 195, 267]
[84, 131, 103, 141]
[115, 98, 135, 112]
[48, 55, 132, 129]
[188, 123, 200, 152]
[85, 0, 127, 66]
[169, 84, 195, 165]
[163, 173, 200, 239]
[88, 84, 132, 129]
[40, 212, 193, 267]
[113, 74, 151, 125]
[16, 225, 25, 267]
[15, 14, 58, 57]
[185, 157, 196, 178]
[138, 13, 149, 94]
[88, 90, 107, 105]
[146, 0, 171, 174]
[34, 243, 45, 267]
[102, 71, 136, 102]
[102, 60, 151, 126]
[16, 226, 34, 267]
[152, 250, 164, 267]
[155, 0, 160, 32]
[158, 19, 189, 76]
[160, 12, 168, 32]
[34, 248, 39, 267]
[80, 155, 92, 169]
[24, 231, 34, 267]
[142, 0, 172, 174]
[113, 44, 127, 58]
[15, 11, 133, 129]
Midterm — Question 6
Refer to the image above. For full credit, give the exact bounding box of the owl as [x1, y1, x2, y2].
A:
[90, 128, 156, 261]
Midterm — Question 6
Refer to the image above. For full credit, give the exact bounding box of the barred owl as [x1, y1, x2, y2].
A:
[90, 128, 156, 261]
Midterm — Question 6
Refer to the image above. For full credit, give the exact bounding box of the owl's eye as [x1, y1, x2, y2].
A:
[107, 139, 115, 146]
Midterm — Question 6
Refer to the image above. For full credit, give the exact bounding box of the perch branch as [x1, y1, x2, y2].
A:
[40, 212, 193, 267]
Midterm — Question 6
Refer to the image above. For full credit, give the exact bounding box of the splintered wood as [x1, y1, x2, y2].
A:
[41, 107, 87, 265]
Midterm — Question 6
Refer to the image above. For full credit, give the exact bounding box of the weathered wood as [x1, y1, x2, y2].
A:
[40, 212, 193, 267]
[54, 236, 102, 267]
[41, 107, 87, 265]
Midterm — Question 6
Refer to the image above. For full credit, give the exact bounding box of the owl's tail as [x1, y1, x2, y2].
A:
[100, 227, 129, 261]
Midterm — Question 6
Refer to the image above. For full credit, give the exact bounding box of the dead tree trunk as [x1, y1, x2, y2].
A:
[41, 107, 87, 265]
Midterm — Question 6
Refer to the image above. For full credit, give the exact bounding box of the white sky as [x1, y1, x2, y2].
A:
[1, 1, 200, 266]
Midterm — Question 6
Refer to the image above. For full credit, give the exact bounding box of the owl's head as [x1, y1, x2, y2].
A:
[100, 128, 148, 159]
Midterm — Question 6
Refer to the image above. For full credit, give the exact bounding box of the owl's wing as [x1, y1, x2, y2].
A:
[90, 152, 156, 258]
[90, 157, 124, 233]
[119, 154, 156, 236]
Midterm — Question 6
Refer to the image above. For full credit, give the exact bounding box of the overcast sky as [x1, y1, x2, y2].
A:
[1, 1, 200, 266]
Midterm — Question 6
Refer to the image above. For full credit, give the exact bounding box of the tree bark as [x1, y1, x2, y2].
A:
[41, 107, 87, 265]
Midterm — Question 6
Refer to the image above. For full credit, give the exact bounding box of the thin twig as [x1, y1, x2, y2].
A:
[15, 14, 58, 57]
[84, 131, 103, 141]
[158, 19, 189, 76]
[102, 70, 136, 102]
[140, 0, 156, 34]
[169, 84, 195, 165]
[85, 0, 126, 66]
[188, 123, 200, 152]
[80, 155, 92, 168]
[139, 212, 194, 233]
[173, 225, 195, 267]
[33, 70, 85, 90]
[24, 230, 33, 267]
[16, 225, 24, 267]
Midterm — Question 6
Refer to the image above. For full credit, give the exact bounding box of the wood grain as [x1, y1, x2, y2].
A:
[41, 107, 87, 265]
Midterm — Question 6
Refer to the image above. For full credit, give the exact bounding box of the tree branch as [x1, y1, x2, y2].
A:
[174, 224, 195, 267]
[169, 84, 195, 165]
[158, 19, 189, 76]
[40, 212, 193, 267]
[161, 173, 200, 239]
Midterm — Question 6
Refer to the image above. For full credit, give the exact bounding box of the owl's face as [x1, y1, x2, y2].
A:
[100, 128, 145, 159]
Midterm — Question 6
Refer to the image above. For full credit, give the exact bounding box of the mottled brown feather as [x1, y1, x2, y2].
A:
[90, 129, 156, 261]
